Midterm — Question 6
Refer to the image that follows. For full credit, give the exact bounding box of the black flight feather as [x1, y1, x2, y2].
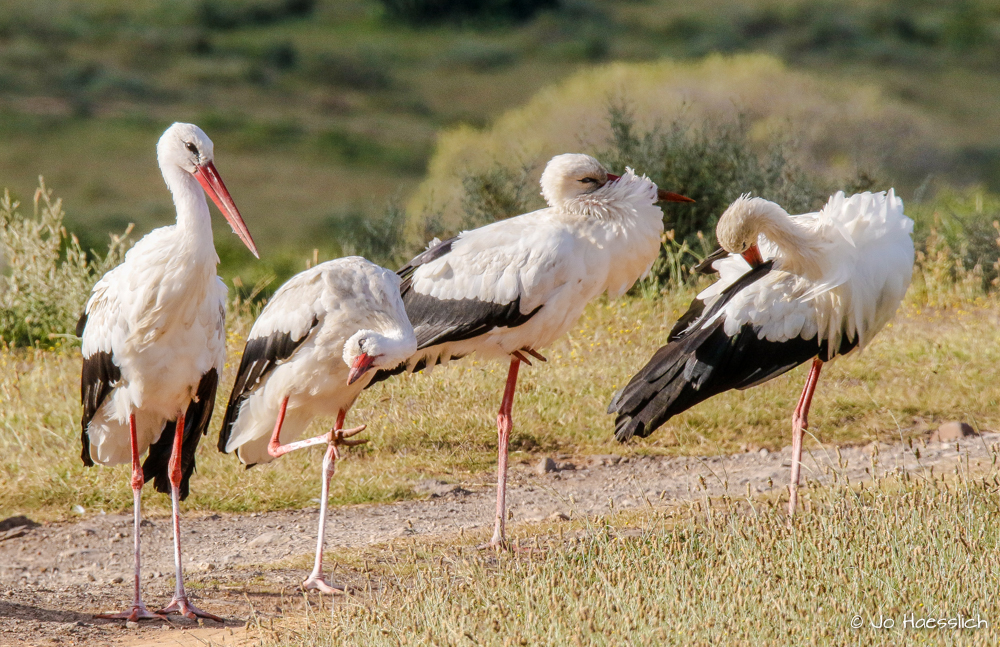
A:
[218, 316, 319, 452]
[609, 261, 859, 443]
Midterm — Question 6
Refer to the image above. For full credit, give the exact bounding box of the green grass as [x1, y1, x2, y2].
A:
[3, 288, 1000, 521]
[255, 468, 1000, 646]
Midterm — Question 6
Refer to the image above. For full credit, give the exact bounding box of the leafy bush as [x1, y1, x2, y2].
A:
[379, 0, 558, 25]
[907, 187, 1000, 306]
[0, 180, 130, 348]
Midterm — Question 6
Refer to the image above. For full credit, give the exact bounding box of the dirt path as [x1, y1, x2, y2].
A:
[1, 430, 995, 646]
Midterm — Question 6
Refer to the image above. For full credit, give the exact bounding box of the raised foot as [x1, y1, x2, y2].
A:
[158, 596, 224, 622]
[302, 575, 348, 595]
[95, 603, 166, 622]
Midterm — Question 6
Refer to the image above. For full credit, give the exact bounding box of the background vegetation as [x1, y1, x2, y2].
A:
[2, 0, 1000, 287]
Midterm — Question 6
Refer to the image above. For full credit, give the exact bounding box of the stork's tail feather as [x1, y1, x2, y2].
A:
[141, 369, 218, 500]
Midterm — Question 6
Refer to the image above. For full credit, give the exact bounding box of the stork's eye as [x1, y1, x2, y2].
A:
[185, 142, 199, 155]
[580, 177, 598, 184]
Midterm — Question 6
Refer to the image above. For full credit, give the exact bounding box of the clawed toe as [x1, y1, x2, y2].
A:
[95, 604, 166, 622]
[158, 596, 224, 622]
[302, 575, 348, 595]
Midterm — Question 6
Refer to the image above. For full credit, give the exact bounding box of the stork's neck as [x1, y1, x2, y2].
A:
[162, 164, 216, 256]
[751, 202, 823, 277]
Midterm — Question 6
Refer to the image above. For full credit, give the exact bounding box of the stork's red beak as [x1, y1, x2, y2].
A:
[657, 188, 696, 203]
[347, 352, 376, 385]
[194, 161, 259, 259]
[742, 243, 763, 267]
[605, 173, 621, 185]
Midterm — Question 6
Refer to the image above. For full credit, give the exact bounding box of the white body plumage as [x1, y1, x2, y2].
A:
[221, 257, 416, 466]
[699, 190, 914, 354]
[403, 162, 665, 369]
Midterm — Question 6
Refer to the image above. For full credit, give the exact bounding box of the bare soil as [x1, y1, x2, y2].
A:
[1, 430, 994, 646]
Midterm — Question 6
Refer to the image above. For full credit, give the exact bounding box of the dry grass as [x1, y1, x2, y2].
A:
[2, 284, 999, 521]
[254, 466, 1000, 646]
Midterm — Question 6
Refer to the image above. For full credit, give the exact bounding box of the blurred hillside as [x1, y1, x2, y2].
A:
[1, 0, 999, 280]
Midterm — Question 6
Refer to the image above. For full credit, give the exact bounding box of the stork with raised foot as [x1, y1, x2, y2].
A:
[218, 256, 416, 593]
[368, 153, 694, 548]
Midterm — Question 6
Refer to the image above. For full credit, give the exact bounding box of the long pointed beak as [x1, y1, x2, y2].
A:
[741, 243, 764, 267]
[194, 161, 259, 259]
[347, 352, 376, 385]
[605, 173, 621, 185]
[657, 188, 696, 203]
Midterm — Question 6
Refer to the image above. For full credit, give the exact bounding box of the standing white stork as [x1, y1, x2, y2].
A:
[608, 190, 914, 515]
[78, 122, 258, 621]
[218, 256, 416, 593]
[368, 153, 693, 548]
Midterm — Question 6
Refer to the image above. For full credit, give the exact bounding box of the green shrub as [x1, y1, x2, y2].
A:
[0, 180, 130, 348]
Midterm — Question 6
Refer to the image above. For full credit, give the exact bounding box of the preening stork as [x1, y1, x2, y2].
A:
[369, 153, 693, 547]
[218, 257, 416, 592]
[608, 190, 914, 515]
[78, 122, 258, 621]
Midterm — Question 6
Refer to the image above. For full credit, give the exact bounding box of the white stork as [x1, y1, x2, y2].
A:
[608, 190, 914, 515]
[369, 153, 693, 547]
[218, 256, 416, 593]
[78, 122, 258, 621]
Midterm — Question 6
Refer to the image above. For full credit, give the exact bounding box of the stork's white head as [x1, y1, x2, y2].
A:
[716, 193, 808, 269]
[540, 154, 612, 208]
[540, 153, 695, 215]
[156, 122, 259, 258]
[343, 328, 418, 386]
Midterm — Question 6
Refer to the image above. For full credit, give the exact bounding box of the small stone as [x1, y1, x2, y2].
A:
[537, 457, 557, 475]
[548, 511, 570, 522]
[758, 448, 769, 457]
[247, 532, 278, 548]
[111, 576, 123, 584]
[930, 421, 976, 443]
[558, 462, 576, 471]
[86, 573, 95, 582]
[126, 620, 139, 629]
[198, 562, 215, 572]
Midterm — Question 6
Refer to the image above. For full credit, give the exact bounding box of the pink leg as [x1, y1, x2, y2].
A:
[486, 357, 521, 549]
[158, 412, 223, 621]
[95, 414, 164, 622]
[788, 359, 823, 517]
[303, 410, 366, 594]
[268, 396, 365, 459]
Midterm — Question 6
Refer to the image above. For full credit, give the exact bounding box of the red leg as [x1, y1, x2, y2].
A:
[269, 396, 364, 458]
[303, 410, 366, 594]
[485, 357, 521, 549]
[95, 414, 164, 622]
[158, 412, 223, 621]
[788, 359, 823, 516]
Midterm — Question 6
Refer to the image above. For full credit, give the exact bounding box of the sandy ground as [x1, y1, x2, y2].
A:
[1, 429, 995, 646]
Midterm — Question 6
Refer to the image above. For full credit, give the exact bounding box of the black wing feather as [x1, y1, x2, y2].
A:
[218, 317, 319, 452]
[609, 261, 859, 442]
[80, 345, 121, 468]
[142, 369, 218, 500]
[367, 236, 542, 387]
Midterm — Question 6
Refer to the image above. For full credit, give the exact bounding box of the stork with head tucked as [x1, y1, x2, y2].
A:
[608, 190, 914, 516]
[78, 122, 257, 622]
[369, 153, 693, 548]
[218, 256, 416, 593]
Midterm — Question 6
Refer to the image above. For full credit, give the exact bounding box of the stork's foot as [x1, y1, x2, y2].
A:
[95, 603, 166, 622]
[158, 596, 224, 622]
[302, 574, 348, 595]
[331, 424, 367, 447]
